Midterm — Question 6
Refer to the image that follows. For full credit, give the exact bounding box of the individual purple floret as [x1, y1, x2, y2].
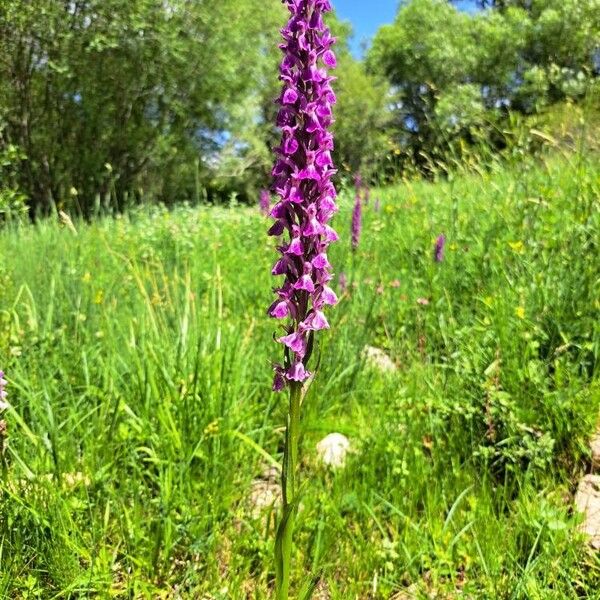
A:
[268, 0, 339, 389]
[434, 234, 446, 263]
[0, 371, 7, 411]
[259, 189, 271, 215]
[351, 193, 362, 251]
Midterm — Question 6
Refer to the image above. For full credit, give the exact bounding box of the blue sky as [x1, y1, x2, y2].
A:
[334, 0, 479, 57]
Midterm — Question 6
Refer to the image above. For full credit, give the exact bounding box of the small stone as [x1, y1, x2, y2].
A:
[391, 584, 418, 599]
[590, 432, 600, 472]
[362, 346, 397, 373]
[248, 465, 281, 518]
[313, 580, 331, 600]
[259, 464, 280, 482]
[574, 474, 600, 550]
[316, 433, 350, 468]
[249, 480, 280, 517]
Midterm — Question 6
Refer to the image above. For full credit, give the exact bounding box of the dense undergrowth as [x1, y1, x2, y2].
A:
[0, 152, 599, 598]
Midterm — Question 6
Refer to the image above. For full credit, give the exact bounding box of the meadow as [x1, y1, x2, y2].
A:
[0, 152, 599, 598]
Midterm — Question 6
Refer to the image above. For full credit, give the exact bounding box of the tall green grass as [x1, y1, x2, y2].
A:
[0, 153, 599, 598]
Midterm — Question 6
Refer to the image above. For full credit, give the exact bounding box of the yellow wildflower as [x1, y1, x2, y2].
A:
[509, 241, 525, 254]
[203, 419, 221, 437]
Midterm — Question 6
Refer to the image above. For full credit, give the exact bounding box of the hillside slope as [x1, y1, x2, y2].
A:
[0, 154, 599, 597]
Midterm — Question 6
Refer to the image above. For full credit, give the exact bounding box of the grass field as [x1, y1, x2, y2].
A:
[0, 153, 599, 598]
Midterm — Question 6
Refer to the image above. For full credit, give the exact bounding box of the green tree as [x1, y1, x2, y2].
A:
[368, 0, 599, 170]
[368, 0, 484, 167]
[0, 0, 283, 215]
[325, 14, 391, 180]
[333, 55, 390, 179]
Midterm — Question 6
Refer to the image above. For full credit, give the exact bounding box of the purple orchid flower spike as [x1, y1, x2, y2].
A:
[351, 193, 362, 251]
[0, 370, 8, 467]
[268, 3, 339, 598]
[268, 0, 339, 389]
[353, 171, 370, 204]
[374, 198, 381, 213]
[353, 172, 362, 191]
[434, 234, 446, 263]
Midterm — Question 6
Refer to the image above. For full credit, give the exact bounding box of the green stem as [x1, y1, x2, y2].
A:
[276, 381, 302, 600]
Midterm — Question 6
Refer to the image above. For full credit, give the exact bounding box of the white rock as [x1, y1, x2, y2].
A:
[391, 585, 419, 600]
[362, 346, 397, 373]
[316, 433, 351, 468]
[313, 580, 331, 599]
[249, 480, 280, 518]
[248, 465, 281, 518]
[574, 474, 600, 550]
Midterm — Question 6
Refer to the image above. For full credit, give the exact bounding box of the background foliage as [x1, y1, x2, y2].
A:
[1, 0, 598, 215]
[0, 0, 284, 215]
[368, 0, 600, 173]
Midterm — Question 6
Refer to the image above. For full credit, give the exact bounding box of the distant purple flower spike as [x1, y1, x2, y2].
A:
[351, 193, 362, 251]
[269, 0, 338, 390]
[354, 171, 370, 205]
[259, 189, 271, 215]
[374, 198, 381, 213]
[434, 234, 446, 263]
[338, 272, 347, 293]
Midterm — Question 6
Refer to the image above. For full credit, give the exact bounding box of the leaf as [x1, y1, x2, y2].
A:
[299, 573, 322, 600]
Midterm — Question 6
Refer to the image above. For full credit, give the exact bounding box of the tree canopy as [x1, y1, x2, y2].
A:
[0, 0, 284, 214]
[0, 0, 598, 216]
[368, 0, 599, 170]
